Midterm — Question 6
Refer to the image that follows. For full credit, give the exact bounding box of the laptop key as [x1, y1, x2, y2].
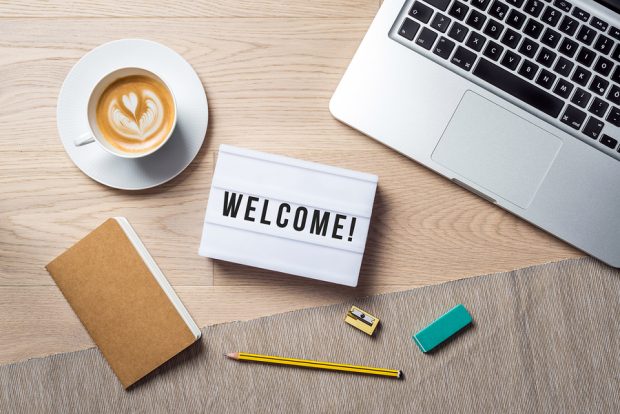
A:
[558, 37, 578, 57]
[466, 10, 487, 30]
[591, 17, 609, 32]
[554, 78, 574, 98]
[589, 97, 609, 117]
[448, 22, 469, 42]
[448, 1, 469, 21]
[600, 134, 618, 149]
[489, 1, 509, 20]
[607, 84, 620, 105]
[558, 16, 578, 36]
[541, 6, 561, 27]
[451, 46, 477, 71]
[571, 88, 591, 108]
[431, 13, 452, 33]
[410, 1, 434, 23]
[505, 0, 524, 7]
[576, 26, 596, 45]
[473, 58, 564, 117]
[483, 41, 504, 61]
[471, 0, 492, 11]
[506, 9, 526, 30]
[536, 69, 556, 89]
[536, 47, 556, 68]
[465, 31, 487, 51]
[524, 0, 544, 18]
[518, 59, 539, 80]
[611, 44, 620, 62]
[609, 26, 620, 41]
[524, 19, 544, 39]
[501, 28, 522, 48]
[501, 49, 521, 70]
[399, 18, 421, 41]
[422, 0, 451, 12]
[483, 19, 504, 39]
[582, 117, 604, 139]
[572, 7, 589, 22]
[520, 38, 539, 58]
[576, 47, 596, 67]
[594, 34, 613, 55]
[589, 75, 609, 96]
[416, 27, 439, 50]
[553, 0, 571, 13]
[606, 106, 620, 126]
[560, 105, 587, 129]
[553, 56, 574, 76]
[612, 67, 620, 83]
[541, 28, 561, 48]
[433, 37, 456, 59]
[572, 66, 591, 86]
[593, 56, 613, 76]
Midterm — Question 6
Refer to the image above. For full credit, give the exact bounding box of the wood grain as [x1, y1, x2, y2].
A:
[0, 1, 580, 365]
[0, 18, 374, 152]
[0, 0, 380, 18]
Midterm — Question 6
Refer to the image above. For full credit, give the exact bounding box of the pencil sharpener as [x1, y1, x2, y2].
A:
[345, 306, 379, 335]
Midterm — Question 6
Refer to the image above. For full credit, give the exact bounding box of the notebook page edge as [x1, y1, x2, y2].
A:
[113, 217, 201, 340]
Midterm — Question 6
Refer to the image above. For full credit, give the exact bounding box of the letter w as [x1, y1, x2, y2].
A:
[223, 191, 243, 217]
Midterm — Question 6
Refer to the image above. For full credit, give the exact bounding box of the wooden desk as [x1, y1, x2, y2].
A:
[0, 0, 580, 365]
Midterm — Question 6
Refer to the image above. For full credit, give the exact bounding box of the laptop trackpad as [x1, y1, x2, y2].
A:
[431, 91, 563, 209]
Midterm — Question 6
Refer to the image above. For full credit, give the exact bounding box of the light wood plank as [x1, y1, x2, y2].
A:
[1, 147, 580, 287]
[0, 287, 94, 364]
[0, 149, 215, 286]
[0, 284, 407, 364]
[0, 18, 373, 152]
[0, 1, 379, 18]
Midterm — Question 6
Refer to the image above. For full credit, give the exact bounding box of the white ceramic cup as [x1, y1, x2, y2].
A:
[74, 67, 177, 159]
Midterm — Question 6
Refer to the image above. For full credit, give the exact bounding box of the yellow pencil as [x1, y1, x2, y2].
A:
[225, 352, 401, 378]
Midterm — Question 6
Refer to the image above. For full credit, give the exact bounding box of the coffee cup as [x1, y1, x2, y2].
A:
[74, 67, 177, 159]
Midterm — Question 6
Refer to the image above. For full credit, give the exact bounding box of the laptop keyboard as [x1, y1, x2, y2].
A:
[391, 0, 620, 159]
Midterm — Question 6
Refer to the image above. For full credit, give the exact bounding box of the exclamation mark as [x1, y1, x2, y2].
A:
[348, 217, 356, 242]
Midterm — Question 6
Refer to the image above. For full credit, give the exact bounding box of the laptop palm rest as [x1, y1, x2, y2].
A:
[431, 91, 563, 209]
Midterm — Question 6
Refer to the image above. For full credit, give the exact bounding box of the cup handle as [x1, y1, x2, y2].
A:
[74, 132, 95, 147]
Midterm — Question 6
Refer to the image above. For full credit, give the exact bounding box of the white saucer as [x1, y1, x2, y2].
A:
[57, 39, 208, 190]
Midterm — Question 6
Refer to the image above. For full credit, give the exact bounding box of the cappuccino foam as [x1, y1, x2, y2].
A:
[96, 75, 175, 154]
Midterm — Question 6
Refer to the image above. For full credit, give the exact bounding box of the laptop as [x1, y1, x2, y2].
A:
[331, 0, 620, 267]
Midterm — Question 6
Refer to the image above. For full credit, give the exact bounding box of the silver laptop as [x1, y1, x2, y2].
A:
[331, 0, 620, 267]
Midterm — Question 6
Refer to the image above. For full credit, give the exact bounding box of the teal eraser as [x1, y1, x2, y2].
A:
[413, 304, 472, 353]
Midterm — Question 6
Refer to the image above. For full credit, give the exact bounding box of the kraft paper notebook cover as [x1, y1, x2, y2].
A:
[46, 217, 201, 388]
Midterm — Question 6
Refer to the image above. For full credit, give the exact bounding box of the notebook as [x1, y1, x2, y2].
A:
[46, 217, 201, 388]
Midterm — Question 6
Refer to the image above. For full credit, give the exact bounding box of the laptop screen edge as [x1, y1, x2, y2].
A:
[593, 0, 620, 15]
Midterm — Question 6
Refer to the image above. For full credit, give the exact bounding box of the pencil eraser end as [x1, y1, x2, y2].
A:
[413, 304, 472, 353]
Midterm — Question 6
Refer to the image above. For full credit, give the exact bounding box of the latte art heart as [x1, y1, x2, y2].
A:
[122, 92, 138, 116]
[95, 74, 175, 154]
[110, 90, 164, 141]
